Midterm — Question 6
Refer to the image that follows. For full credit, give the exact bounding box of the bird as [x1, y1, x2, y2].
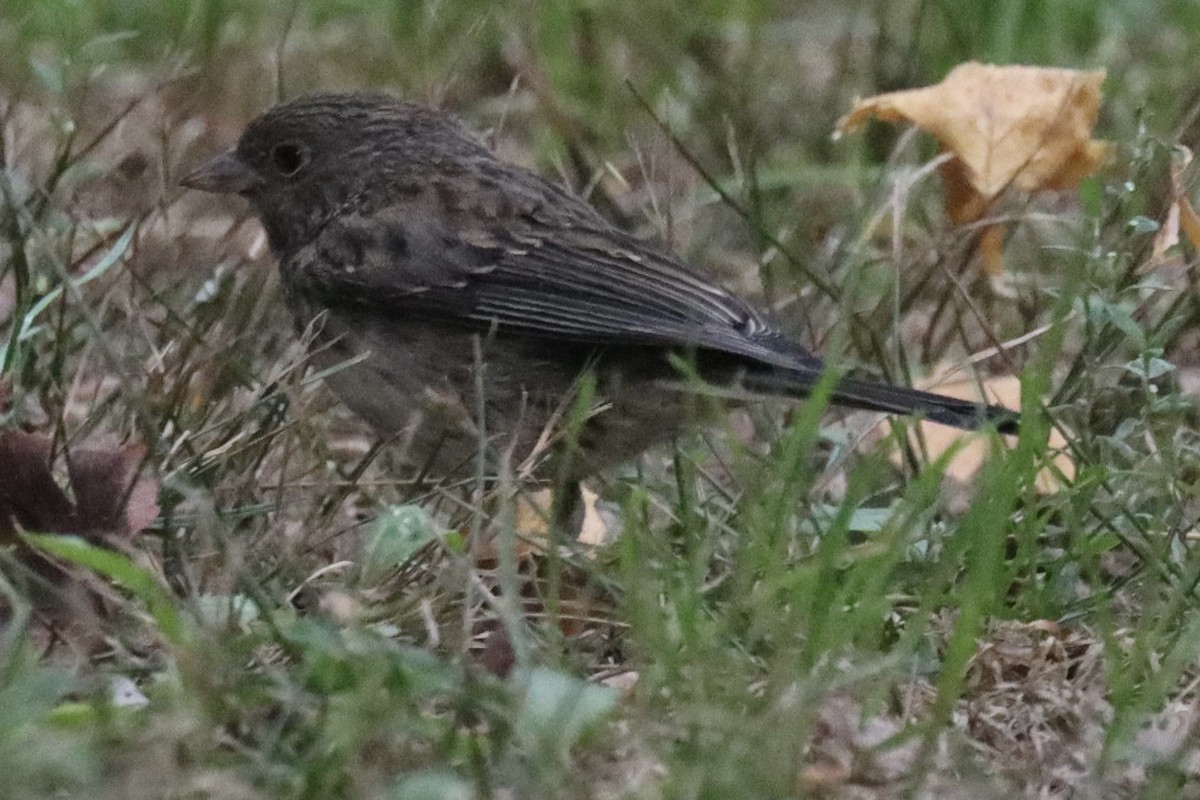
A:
[182, 92, 1017, 486]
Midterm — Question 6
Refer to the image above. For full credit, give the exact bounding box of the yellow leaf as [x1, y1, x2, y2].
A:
[879, 374, 1073, 494]
[514, 486, 610, 550]
[979, 224, 1008, 278]
[838, 62, 1108, 281]
[1179, 190, 1200, 255]
[1144, 146, 1200, 272]
[1171, 147, 1200, 254]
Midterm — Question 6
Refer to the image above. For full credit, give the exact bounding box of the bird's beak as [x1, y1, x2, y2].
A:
[180, 148, 261, 194]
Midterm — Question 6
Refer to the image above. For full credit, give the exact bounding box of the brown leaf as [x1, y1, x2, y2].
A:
[877, 374, 1073, 500]
[838, 62, 1108, 205]
[0, 432, 75, 542]
[478, 627, 516, 678]
[802, 695, 921, 791]
[512, 485, 613, 553]
[837, 62, 1109, 276]
[67, 440, 158, 537]
[0, 430, 159, 541]
[1180, 194, 1200, 257]
[962, 620, 1108, 776]
[1145, 146, 1200, 273]
[1148, 193, 1183, 271]
[978, 224, 1008, 278]
[470, 487, 613, 650]
[0, 429, 160, 656]
[0, 273, 14, 328]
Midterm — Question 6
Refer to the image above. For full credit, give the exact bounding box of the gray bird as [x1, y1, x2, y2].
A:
[183, 93, 1016, 484]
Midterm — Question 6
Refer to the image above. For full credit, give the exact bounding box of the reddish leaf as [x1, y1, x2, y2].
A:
[0, 432, 75, 541]
[67, 441, 158, 536]
[121, 475, 160, 537]
[0, 431, 159, 542]
[478, 627, 516, 678]
[0, 429, 160, 657]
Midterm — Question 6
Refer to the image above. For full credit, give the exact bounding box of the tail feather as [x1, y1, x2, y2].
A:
[745, 369, 1020, 434]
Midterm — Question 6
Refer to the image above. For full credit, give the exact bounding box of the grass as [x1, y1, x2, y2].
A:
[4, 0, 1200, 797]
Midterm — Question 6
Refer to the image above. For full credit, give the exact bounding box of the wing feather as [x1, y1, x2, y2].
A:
[304, 211, 812, 370]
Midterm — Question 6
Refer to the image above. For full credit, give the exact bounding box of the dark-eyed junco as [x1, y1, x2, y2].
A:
[183, 93, 1017, 483]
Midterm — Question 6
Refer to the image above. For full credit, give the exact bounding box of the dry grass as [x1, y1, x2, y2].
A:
[5, 2, 1200, 798]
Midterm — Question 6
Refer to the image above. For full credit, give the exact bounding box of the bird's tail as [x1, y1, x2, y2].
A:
[745, 368, 1020, 434]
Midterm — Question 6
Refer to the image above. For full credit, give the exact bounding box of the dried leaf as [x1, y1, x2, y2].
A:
[0, 432, 75, 542]
[838, 62, 1108, 203]
[0, 429, 160, 651]
[514, 485, 614, 551]
[1180, 189, 1200, 255]
[1, 431, 159, 540]
[1145, 146, 1200, 272]
[0, 273, 14, 327]
[837, 62, 1109, 275]
[478, 627, 516, 678]
[979, 224, 1008, 278]
[472, 487, 613, 647]
[67, 440, 158, 537]
[110, 675, 150, 709]
[1135, 700, 1200, 764]
[879, 374, 1073, 497]
[963, 621, 1108, 778]
[599, 671, 639, 695]
[1148, 196, 1182, 271]
[802, 695, 922, 791]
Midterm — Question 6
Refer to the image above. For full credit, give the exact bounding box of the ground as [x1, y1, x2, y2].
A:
[3, 1, 1200, 798]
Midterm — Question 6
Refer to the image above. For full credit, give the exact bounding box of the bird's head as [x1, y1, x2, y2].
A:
[182, 93, 482, 252]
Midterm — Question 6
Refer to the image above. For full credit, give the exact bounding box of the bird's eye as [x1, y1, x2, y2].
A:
[271, 142, 308, 176]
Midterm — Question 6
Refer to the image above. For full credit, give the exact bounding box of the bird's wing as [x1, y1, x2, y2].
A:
[301, 209, 820, 371]
[297, 207, 1019, 434]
